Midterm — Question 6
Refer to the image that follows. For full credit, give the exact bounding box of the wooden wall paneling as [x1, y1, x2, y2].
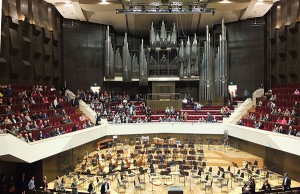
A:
[289, 0, 299, 26]
[0, 16, 10, 80]
[277, 39, 287, 59]
[19, 0, 29, 17]
[42, 155, 60, 182]
[42, 27, 50, 43]
[33, 58, 42, 79]
[31, 0, 41, 26]
[32, 31, 41, 58]
[42, 1, 48, 29]
[278, 26, 287, 42]
[8, 27, 19, 54]
[9, 55, 21, 77]
[283, 152, 300, 182]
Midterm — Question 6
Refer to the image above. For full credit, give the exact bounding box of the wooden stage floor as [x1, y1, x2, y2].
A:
[48, 144, 300, 194]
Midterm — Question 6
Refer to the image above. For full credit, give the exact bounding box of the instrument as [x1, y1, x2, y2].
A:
[81, 160, 87, 171]
[136, 153, 145, 166]
[98, 159, 105, 171]
[153, 137, 164, 145]
[168, 138, 176, 145]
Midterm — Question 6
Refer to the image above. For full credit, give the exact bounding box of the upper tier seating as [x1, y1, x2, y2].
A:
[0, 84, 93, 142]
[240, 83, 300, 136]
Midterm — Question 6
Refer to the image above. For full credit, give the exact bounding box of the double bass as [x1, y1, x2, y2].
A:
[123, 149, 131, 167]
[136, 153, 145, 166]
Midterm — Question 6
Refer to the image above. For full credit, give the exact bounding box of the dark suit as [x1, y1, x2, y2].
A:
[282, 176, 291, 191]
[101, 182, 109, 194]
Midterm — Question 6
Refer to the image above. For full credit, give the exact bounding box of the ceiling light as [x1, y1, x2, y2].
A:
[64, 1, 73, 6]
[99, 0, 110, 5]
[219, 0, 231, 3]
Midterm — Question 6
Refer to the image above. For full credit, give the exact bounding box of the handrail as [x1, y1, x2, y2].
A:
[226, 98, 252, 124]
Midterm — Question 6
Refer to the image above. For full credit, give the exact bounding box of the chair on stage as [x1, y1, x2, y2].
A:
[213, 170, 221, 180]
[179, 170, 189, 186]
[120, 174, 129, 188]
[236, 172, 245, 185]
[202, 161, 207, 170]
[193, 169, 202, 183]
[234, 169, 241, 181]
[117, 178, 126, 193]
[221, 178, 229, 192]
[191, 164, 198, 174]
[127, 169, 135, 181]
[134, 180, 142, 194]
[241, 163, 249, 174]
[205, 167, 213, 175]
[253, 160, 259, 169]
[138, 176, 146, 189]
[217, 173, 225, 186]
[205, 179, 213, 193]
[252, 169, 261, 180]
[200, 175, 209, 189]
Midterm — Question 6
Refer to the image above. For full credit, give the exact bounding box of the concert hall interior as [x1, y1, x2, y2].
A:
[0, 0, 300, 194]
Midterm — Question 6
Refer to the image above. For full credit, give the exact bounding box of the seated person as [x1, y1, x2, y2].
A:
[294, 89, 300, 95]
[206, 112, 213, 122]
[261, 179, 271, 192]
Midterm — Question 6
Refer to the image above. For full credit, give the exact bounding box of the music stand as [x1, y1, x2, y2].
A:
[230, 172, 234, 188]
[232, 162, 238, 174]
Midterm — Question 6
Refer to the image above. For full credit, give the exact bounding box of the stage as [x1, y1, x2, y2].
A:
[47, 143, 299, 194]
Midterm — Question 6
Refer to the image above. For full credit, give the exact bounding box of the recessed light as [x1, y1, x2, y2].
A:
[99, 0, 110, 5]
[219, 0, 231, 4]
[64, 1, 73, 7]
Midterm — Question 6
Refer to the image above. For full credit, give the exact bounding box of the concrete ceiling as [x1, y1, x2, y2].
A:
[46, 0, 279, 36]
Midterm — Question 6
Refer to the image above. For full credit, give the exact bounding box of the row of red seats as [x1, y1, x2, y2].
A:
[19, 121, 87, 141]
[272, 88, 298, 95]
[250, 112, 299, 125]
[0, 107, 77, 119]
[275, 94, 300, 101]
[1, 93, 60, 104]
[131, 115, 223, 121]
[242, 118, 300, 132]
[8, 84, 56, 91]
[1, 113, 82, 130]
[273, 83, 300, 89]
[134, 110, 222, 115]
[0, 101, 72, 114]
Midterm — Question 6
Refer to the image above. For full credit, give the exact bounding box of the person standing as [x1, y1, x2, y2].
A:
[71, 177, 78, 194]
[8, 175, 15, 194]
[53, 176, 60, 192]
[87, 180, 95, 194]
[20, 173, 26, 194]
[28, 177, 35, 191]
[42, 176, 48, 192]
[60, 178, 66, 193]
[62, 81, 67, 96]
[282, 173, 291, 191]
[101, 180, 109, 194]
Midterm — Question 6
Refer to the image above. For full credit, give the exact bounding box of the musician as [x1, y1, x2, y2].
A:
[261, 179, 271, 192]
[282, 173, 291, 191]
[53, 176, 60, 191]
[101, 180, 109, 194]
[248, 177, 256, 194]
[87, 180, 95, 194]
